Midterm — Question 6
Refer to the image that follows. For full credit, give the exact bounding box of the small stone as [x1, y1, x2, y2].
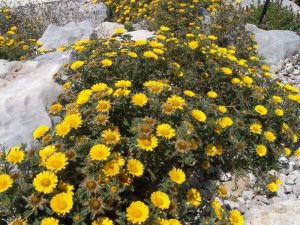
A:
[247, 172, 256, 186]
[285, 174, 297, 185]
[242, 190, 254, 201]
[293, 182, 300, 197]
[255, 195, 270, 204]
[278, 156, 288, 164]
[220, 172, 232, 182]
[279, 173, 287, 184]
[284, 184, 294, 193]
[286, 65, 294, 73]
[293, 69, 300, 75]
[288, 161, 296, 172]
[277, 185, 287, 198]
[268, 170, 278, 177]
[224, 200, 239, 209]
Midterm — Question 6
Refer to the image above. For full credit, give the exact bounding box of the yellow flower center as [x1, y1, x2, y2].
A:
[41, 178, 51, 187]
[133, 209, 142, 218]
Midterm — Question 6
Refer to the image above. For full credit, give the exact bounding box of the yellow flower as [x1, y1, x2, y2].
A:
[256, 145, 267, 157]
[169, 167, 186, 184]
[284, 147, 291, 156]
[218, 185, 228, 198]
[295, 148, 300, 157]
[131, 93, 148, 107]
[267, 182, 278, 192]
[184, 90, 196, 97]
[144, 80, 165, 94]
[0, 174, 13, 193]
[55, 121, 71, 137]
[254, 105, 268, 116]
[90, 144, 111, 161]
[156, 124, 176, 139]
[274, 108, 284, 116]
[114, 27, 125, 34]
[96, 100, 111, 112]
[70, 60, 84, 70]
[229, 210, 244, 225]
[160, 26, 170, 31]
[92, 217, 114, 225]
[211, 199, 223, 220]
[126, 201, 149, 224]
[135, 40, 146, 46]
[143, 51, 158, 60]
[207, 91, 218, 99]
[33, 171, 58, 194]
[137, 136, 158, 151]
[192, 109, 207, 122]
[49, 103, 62, 114]
[101, 129, 121, 145]
[275, 179, 282, 185]
[76, 89, 93, 105]
[168, 219, 182, 225]
[218, 105, 227, 113]
[221, 67, 233, 75]
[101, 59, 113, 68]
[6, 146, 25, 164]
[33, 125, 49, 139]
[272, 95, 283, 104]
[187, 188, 202, 206]
[166, 95, 186, 110]
[151, 191, 171, 209]
[250, 122, 262, 134]
[41, 217, 59, 225]
[91, 83, 108, 92]
[127, 159, 144, 177]
[217, 117, 233, 128]
[39, 145, 56, 163]
[45, 153, 68, 172]
[115, 80, 132, 88]
[242, 76, 253, 85]
[264, 131, 276, 142]
[113, 88, 131, 97]
[102, 160, 120, 177]
[188, 41, 199, 50]
[63, 81, 71, 90]
[231, 77, 241, 84]
[201, 160, 211, 170]
[50, 192, 73, 215]
[64, 113, 82, 129]
[128, 51, 138, 58]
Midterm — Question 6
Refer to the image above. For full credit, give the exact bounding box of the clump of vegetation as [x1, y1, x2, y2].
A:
[0, 7, 39, 60]
[243, 0, 300, 32]
[0, 0, 300, 225]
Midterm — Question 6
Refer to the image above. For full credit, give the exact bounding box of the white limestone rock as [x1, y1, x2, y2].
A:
[95, 22, 126, 38]
[245, 24, 300, 65]
[244, 199, 300, 225]
[0, 51, 70, 149]
[38, 20, 94, 50]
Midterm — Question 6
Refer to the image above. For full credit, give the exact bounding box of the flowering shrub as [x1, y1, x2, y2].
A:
[1, 0, 300, 224]
[0, 7, 40, 60]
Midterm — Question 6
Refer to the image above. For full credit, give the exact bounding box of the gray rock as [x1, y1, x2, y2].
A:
[293, 181, 300, 197]
[244, 199, 300, 225]
[285, 174, 297, 185]
[284, 184, 294, 193]
[293, 69, 300, 76]
[245, 24, 300, 65]
[95, 22, 126, 38]
[0, 51, 70, 149]
[286, 65, 295, 73]
[39, 20, 94, 50]
[220, 172, 232, 182]
[242, 190, 254, 201]
[279, 173, 287, 184]
[278, 156, 289, 164]
[224, 200, 239, 209]
[255, 195, 270, 204]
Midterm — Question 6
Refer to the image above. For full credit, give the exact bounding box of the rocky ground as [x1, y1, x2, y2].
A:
[271, 51, 300, 89]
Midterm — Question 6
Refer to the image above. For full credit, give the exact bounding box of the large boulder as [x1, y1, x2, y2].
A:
[245, 24, 300, 65]
[0, 51, 70, 149]
[244, 199, 300, 225]
[39, 20, 94, 50]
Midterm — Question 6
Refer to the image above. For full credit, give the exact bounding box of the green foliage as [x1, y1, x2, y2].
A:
[244, 0, 300, 32]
